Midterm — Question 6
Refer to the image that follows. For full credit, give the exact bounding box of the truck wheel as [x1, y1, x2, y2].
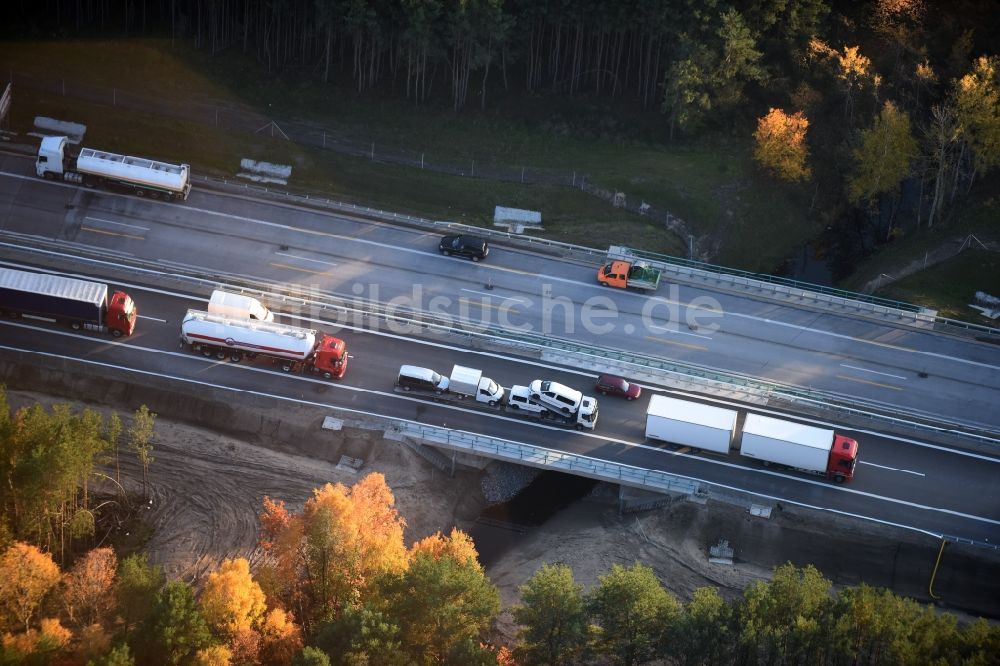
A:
[402, 385, 410, 391]
[281, 363, 292, 372]
[488, 400, 497, 407]
[575, 424, 584, 431]
[834, 474, 846, 484]
[112, 329, 123, 338]
[202, 348, 213, 357]
[71, 322, 82, 330]
[471, 255, 480, 262]
[442, 250, 451, 256]
[599, 390, 607, 395]
[561, 407, 570, 413]
[230, 352, 242, 362]
[215, 350, 227, 360]
[599, 281, 609, 287]
[150, 191, 160, 199]
[322, 371, 333, 380]
[43, 172, 54, 180]
[509, 404, 518, 410]
[135, 189, 146, 197]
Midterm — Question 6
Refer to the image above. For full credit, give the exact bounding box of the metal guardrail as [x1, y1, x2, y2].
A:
[625, 246, 924, 312]
[391, 420, 704, 496]
[195, 179, 1000, 340]
[616, 246, 1000, 340]
[1, 232, 998, 445]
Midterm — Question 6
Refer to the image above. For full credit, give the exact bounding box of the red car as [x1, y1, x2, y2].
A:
[595, 374, 642, 400]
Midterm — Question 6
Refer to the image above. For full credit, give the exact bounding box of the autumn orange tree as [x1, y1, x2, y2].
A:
[60, 546, 117, 628]
[753, 108, 812, 182]
[0, 542, 62, 633]
[198, 557, 305, 664]
[257, 473, 408, 630]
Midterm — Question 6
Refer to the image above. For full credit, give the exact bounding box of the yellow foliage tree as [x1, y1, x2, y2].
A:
[753, 108, 812, 182]
[199, 558, 267, 637]
[0, 542, 61, 632]
[193, 644, 233, 666]
[848, 100, 918, 204]
[955, 55, 1000, 176]
[410, 527, 482, 570]
[259, 608, 304, 666]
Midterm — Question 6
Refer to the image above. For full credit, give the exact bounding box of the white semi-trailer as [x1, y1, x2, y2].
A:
[740, 414, 858, 483]
[643, 395, 860, 483]
[645, 394, 737, 453]
[36, 136, 192, 200]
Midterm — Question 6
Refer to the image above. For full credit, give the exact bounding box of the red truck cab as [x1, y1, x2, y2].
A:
[108, 291, 137, 337]
[828, 434, 859, 482]
[313, 335, 348, 379]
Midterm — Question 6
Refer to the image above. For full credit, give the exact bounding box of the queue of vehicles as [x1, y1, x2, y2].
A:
[5, 262, 859, 482]
[394, 363, 599, 430]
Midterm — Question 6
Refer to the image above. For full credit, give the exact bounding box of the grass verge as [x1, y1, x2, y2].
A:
[1, 38, 821, 267]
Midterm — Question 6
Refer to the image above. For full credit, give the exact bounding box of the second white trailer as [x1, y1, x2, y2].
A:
[739, 414, 834, 474]
[645, 394, 737, 453]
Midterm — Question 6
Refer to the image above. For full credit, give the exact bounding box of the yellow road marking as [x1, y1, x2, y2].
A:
[269, 262, 333, 276]
[644, 335, 708, 352]
[835, 374, 904, 392]
[80, 226, 144, 241]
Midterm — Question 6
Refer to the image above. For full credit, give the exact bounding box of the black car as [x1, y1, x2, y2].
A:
[439, 234, 489, 262]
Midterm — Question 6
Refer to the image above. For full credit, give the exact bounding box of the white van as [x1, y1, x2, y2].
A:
[208, 290, 274, 322]
[528, 379, 583, 414]
[508, 385, 549, 415]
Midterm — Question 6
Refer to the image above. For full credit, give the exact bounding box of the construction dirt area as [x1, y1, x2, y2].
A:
[3, 359, 999, 638]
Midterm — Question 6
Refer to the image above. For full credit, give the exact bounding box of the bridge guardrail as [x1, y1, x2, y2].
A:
[391, 420, 704, 496]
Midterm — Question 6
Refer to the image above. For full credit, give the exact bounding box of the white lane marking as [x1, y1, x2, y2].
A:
[4, 175, 999, 373]
[138, 315, 168, 323]
[858, 460, 925, 476]
[1, 254, 997, 450]
[648, 324, 713, 340]
[840, 364, 907, 380]
[84, 216, 149, 231]
[274, 252, 337, 267]
[59, 241, 135, 257]
[158, 259, 216, 271]
[461, 288, 528, 304]
[2, 337, 998, 536]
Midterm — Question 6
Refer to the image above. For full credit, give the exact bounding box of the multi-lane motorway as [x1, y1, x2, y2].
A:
[1, 155, 999, 544]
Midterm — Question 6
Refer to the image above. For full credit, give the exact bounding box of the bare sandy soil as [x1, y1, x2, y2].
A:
[6, 388, 999, 642]
[5, 391, 760, 616]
